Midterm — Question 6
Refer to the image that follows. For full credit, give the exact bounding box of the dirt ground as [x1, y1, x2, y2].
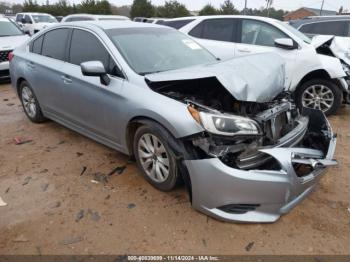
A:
[0, 82, 350, 255]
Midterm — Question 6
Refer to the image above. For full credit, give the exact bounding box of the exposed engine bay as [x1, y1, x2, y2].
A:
[148, 77, 332, 171]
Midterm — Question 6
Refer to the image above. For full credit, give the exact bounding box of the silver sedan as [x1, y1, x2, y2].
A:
[9, 21, 337, 223]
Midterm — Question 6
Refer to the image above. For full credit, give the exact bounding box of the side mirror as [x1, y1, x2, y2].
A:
[81, 61, 110, 86]
[274, 38, 297, 50]
[21, 18, 26, 24]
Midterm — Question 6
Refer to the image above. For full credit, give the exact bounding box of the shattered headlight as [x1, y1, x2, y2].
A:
[188, 106, 261, 136]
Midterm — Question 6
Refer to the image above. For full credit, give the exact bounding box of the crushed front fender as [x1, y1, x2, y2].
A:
[184, 108, 337, 223]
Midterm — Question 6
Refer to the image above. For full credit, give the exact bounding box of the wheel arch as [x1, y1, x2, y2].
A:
[126, 116, 193, 201]
[16, 77, 27, 96]
[296, 69, 331, 90]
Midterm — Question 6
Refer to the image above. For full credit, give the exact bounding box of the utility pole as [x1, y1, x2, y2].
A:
[320, 0, 325, 15]
[243, 0, 247, 15]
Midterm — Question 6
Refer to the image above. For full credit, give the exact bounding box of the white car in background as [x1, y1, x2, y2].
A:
[164, 15, 350, 115]
[61, 14, 129, 22]
[15, 12, 58, 35]
[0, 17, 29, 80]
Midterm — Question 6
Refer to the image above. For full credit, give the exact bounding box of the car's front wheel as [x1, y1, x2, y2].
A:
[19, 81, 46, 123]
[133, 122, 181, 191]
[296, 79, 342, 116]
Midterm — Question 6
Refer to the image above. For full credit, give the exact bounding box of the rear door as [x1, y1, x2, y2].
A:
[188, 18, 238, 60]
[26, 28, 71, 116]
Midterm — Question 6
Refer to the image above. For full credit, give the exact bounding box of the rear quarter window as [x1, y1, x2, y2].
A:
[31, 35, 44, 54]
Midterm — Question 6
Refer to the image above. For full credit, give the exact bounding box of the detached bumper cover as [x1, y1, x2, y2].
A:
[185, 109, 337, 223]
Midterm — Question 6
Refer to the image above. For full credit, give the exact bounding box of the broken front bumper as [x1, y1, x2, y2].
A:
[184, 109, 337, 223]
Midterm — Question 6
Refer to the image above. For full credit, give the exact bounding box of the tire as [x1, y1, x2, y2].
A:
[19, 81, 46, 123]
[295, 79, 342, 116]
[133, 121, 181, 192]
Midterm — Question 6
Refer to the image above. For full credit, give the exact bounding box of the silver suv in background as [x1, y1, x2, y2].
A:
[9, 21, 337, 223]
[289, 16, 350, 38]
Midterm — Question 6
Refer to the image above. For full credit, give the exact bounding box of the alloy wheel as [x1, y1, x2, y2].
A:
[137, 133, 170, 183]
[21, 86, 37, 118]
[302, 84, 334, 112]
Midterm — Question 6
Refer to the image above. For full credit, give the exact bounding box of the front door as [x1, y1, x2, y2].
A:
[235, 19, 298, 89]
[58, 28, 126, 145]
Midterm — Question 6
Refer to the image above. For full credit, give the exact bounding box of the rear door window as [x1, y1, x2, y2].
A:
[189, 19, 237, 42]
[69, 29, 122, 77]
[300, 21, 348, 36]
[41, 28, 70, 61]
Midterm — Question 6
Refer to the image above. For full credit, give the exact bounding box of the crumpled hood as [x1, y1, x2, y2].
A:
[329, 37, 350, 65]
[145, 52, 286, 103]
[0, 35, 29, 50]
[311, 35, 334, 48]
[312, 35, 350, 65]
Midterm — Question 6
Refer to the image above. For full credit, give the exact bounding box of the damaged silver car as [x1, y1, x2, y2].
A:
[10, 21, 337, 223]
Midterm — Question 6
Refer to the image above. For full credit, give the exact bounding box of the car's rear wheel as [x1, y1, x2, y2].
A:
[133, 122, 181, 191]
[19, 81, 46, 123]
[296, 79, 342, 116]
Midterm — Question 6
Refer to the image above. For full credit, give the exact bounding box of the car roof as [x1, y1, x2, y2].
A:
[289, 15, 350, 28]
[164, 15, 279, 23]
[65, 14, 126, 18]
[0, 17, 10, 22]
[17, 12, 53, 16]
[59, 20, 167, 30]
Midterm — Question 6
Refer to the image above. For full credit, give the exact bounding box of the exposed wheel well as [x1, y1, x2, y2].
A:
[298, 70, 331, 88]
[16, 77, 26, 96]
[296, 69, 343, 91]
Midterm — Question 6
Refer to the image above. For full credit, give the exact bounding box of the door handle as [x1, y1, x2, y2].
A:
[27, 61, 35, 69]
[61, 75, 72, 84]
[237, 48, 251, 53]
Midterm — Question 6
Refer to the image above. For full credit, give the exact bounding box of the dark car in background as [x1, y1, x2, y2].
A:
[289, 16, 350, 38]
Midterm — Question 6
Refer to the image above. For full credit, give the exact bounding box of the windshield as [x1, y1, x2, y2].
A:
[277, 21, 311, 44]
[106, 27, 216, 75]
[0, 20, 24, 36]
[32, 15, 57, 23]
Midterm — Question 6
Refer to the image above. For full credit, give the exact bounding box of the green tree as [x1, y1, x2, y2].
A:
[156, 1, 190, 18]
[130, 0, 155, 18]
[242, 7, 287, 21]
[220, 0, 239, 15]
[12, 4, 24, 13]
[96, 0, 112, 14]
[23, 0, 39, 12]
[199, 4, 218, 16]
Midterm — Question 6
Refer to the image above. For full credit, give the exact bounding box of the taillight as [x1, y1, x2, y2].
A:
[8, 52, 14, 62]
